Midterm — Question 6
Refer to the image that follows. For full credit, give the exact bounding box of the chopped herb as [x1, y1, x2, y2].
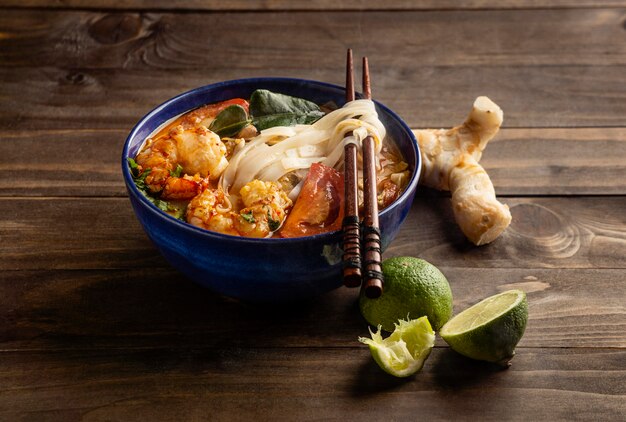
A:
[267, 211, 280, 232]
[127, 158, 184, 220]
[127, 157, 140, 177]
[128, 157, 138, 169]
[170, 164, 183, 178]
[168, 203, 187, 221]
[241, 211, 256, 224]
[128, 157, 151, 191]
[132, 167, 150, 190]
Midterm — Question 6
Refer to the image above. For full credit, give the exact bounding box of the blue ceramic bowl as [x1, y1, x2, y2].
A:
[122, 78, 420, 302]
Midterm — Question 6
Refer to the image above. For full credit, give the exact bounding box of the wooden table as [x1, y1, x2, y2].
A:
[1, 1, 625, 420]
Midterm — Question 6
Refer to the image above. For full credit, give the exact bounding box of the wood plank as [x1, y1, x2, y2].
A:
[1, 196, 626, 272]
[1, 5, 623, 419]
[2, 9, 626, 129]
[1, 267, 624, 350]
[2, 0, 626, 11]
[2, 9, 626, 69]
[394, 195, 626, 269]
[1, 65, 626, 131]
[0, 347, 624, 421]
[0, 129, 127, 197]
[475, 128, 626, 195]
[2, 128, 625, 197]
[0, 197, 162, 271]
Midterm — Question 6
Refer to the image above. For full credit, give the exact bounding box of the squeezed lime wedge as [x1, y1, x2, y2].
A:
[358, 316, 435, 377]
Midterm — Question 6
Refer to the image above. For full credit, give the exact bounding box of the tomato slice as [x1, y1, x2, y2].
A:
[279, 162, 345, 238]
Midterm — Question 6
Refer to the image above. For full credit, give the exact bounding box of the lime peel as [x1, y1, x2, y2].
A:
[359, 316, 435, 377]
[359, 257, 453, 332]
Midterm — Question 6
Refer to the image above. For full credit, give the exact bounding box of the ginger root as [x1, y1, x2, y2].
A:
[415, 96, 511, 245]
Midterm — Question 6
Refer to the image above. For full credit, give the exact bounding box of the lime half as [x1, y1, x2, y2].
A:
[358, 316, 435, 377]
[360, 257, 453, 332]
[440, 290, 528, 366]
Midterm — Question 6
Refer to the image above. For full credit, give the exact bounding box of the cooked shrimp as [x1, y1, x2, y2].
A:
[135, 136, 178, 193]
[161, 174, 210, 200]
[186, 188, 240, 236]
[172, 125, 228, 179]
[135, 125, 228, 193]
[186, 180, 292, 238]
[234, 180, 293, 238]
[377, 179, 400, 209]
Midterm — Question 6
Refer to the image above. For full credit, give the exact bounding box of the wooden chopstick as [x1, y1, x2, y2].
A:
[341, 51, 384, 297]
[362, 57, 371, 100]
[360, 56, 384, 298]
[342, 49, 362, 288]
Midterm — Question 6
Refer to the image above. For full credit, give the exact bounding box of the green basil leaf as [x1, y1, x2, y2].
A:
[249, 89, 324, 131]
[209, 105, 251, 137]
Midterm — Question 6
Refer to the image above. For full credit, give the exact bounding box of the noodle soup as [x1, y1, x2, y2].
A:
[122, 78, 419, 300]
[129, 89, 410, 239]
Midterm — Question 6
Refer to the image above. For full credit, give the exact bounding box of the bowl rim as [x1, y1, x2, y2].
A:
[122, 77, 421, 244]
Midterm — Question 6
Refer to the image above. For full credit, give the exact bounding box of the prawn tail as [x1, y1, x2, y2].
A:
[161, 176, 210, 200]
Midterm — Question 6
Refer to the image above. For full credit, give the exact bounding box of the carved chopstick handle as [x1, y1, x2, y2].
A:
[361, 135, 384, 298]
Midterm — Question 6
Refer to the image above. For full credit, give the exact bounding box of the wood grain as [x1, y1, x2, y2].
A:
[0, 198, 162, 271]
[2, 128, 625, 197]
[0, 267, 624, 351]
[0, 129, 127, 197]
[2, 65, 626, 131]
[474, 128, 626, 195]
[394, 195, 626, 269]
[2, 0, 626, 11]
[0, 347, 624, 421]
[1, 3, 625, 419]
[2, 8, 625, 129]
[1, 196, 625, 271]
[2, 9, 626, 69]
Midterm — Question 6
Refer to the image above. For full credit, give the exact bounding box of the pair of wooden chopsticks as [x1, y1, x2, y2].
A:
[342, 49, 384, 299]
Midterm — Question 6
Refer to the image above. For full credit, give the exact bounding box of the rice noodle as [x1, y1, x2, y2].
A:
[219, 99, 385, 196]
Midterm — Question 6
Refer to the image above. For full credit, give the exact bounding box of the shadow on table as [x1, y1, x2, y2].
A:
[350, 358, 414, 395]
[349, 347, 506, 396]
[6, 267, 364, 351]
[430, 348, 507, 391]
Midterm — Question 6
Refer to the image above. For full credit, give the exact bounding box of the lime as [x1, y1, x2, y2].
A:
[358, 316, 435, 377]
[440, 289, 528, 366]
[359, 257, 453, 331]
